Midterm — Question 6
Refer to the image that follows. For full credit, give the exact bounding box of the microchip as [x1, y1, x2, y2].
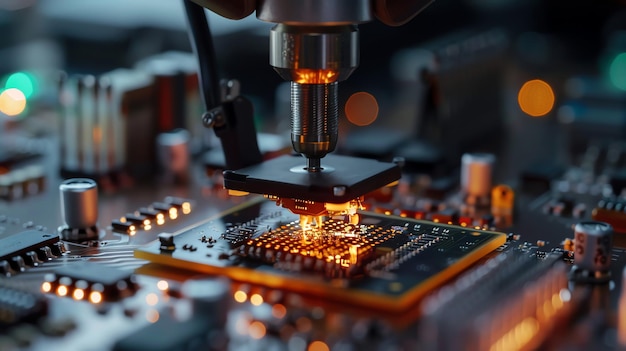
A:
[136, 198, 506, 312]
[0, 231, 62, 273]
[43, 263, 136, 302]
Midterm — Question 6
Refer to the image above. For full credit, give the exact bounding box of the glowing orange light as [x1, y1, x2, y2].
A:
[89, 291, 103, 304]
[41, 282, 52, 293]
[234, 290, 248, 303]
[146, 293, 159, 306]
[517, 79, 555, 117]
[345, 91, 379, 126]
[294, 69, 338, 84]
[146, 309, 160, 323]
[182, 202, 191, 214]
[169, 208, 178, 220]
[57, 285, 68, 297]
[272, 304, 287, 319]
[0, 88, 27, 116]
[249, 321, 267, 339]
[250, 293, 264, 306]
[73, 289, 85, 300]
[157, 280, 169, 291]
[308, 340, 330, 351]
[156, 215, 165, 225]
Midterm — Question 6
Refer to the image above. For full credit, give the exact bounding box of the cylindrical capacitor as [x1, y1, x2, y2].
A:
[60, 178, 98, 229]
[574, 221, 613, 273]
[461, 153, 495, 201]
[156, 129, 191, 183]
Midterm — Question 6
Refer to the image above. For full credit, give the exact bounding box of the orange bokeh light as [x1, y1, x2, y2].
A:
[345, 91, 379, 126]
[0, 88, 27, 116]
[518, 79, 555, 117]
[308, 340, 330, 351]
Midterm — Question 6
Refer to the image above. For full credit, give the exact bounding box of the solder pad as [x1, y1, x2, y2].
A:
[135, 198, 506, 312]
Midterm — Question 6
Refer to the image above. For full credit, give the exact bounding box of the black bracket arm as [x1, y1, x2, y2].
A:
[183, 0, 262, 170]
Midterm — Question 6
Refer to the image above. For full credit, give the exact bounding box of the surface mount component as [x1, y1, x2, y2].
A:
[42, 263, 137, 302]
[136, 198, 505, 312]
[461, 152, 495, 205]
[0, 231, 62, 274]
[223, 154, 401, 203]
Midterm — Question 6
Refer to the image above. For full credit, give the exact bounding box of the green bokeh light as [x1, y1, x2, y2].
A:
[609, 53, 626, 91]
[4, 71, 36, 98]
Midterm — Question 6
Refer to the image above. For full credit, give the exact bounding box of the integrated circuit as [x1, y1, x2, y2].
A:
[136, 199, 506, 312]
[42, 263, 137, 303]
[0, 231, 63, 274]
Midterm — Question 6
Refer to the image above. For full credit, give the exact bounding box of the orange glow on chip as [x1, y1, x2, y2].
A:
[89, 291, 103, 304]
[345, 92, 379, 126]
[73, 289, 85, 300]
[57, 285, 68, 297]
[518, 79, 555, 117]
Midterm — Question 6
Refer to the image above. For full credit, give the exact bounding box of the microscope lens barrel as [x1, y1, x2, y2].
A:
[290, 82, 338, 166]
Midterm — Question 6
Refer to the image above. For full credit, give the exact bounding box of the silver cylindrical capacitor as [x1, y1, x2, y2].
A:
[574, 221, 613, 273]
[461, 153, 495, 201]
[60, 178, 98, 229]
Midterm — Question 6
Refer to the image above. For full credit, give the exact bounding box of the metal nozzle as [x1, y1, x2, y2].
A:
[290, 82, 338, 171]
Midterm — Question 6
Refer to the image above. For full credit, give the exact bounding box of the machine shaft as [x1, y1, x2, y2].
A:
[290, 82, 338, 171]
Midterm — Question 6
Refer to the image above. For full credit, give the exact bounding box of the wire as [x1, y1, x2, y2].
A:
[183, 0, 221, 111]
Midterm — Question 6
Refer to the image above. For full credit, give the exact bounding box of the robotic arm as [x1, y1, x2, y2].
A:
[185, 0, 433, 226]
[191, 0, 433, 171]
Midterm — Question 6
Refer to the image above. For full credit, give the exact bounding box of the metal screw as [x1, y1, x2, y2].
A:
[202, 107, 224, 129]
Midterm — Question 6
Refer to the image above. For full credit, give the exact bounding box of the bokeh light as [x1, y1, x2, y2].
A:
[89, 291, 103, 304]
[250, 293, 264, 306]
[234, 290, 248, 303]
[517, 79, 555, 117]
[248, 321, 266, 339]
[345, 91, 379, 126]
[308, 340, 330, 351]
[0, 88, 27, 116]
[5, 72, 36, 98]
[609, 53, 626, 91]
